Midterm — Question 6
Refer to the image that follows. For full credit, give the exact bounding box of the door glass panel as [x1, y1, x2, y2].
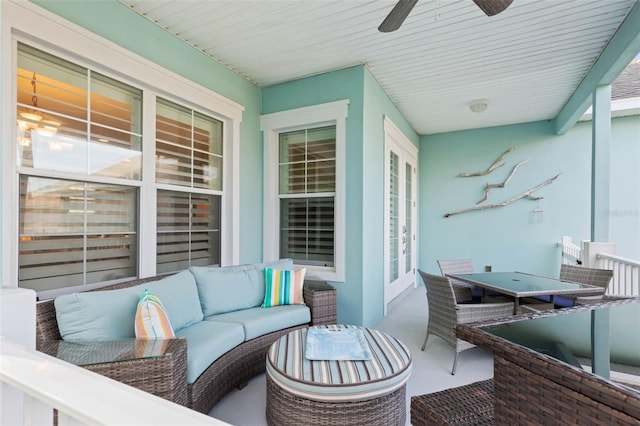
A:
[389, 151, 399, 282]
[405, 162, 413, 273]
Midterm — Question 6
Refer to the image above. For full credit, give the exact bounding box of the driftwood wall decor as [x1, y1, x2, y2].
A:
[477, 160, 528, 204]
[444, 173, 561, 218]
[458, 145, 517, 177]
[446, 145, 560, 218]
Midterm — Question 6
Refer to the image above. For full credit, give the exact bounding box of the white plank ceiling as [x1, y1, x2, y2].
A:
[120, 0, 638, 135]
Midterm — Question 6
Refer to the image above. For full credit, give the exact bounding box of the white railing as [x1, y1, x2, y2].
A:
[560, 236, 639, 298]
[560, 236, 582, 265]
[597, 253, 640, 297]
[1, 338, 229, 426]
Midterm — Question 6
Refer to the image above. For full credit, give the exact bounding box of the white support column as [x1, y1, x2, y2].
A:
[0, 287, 47, 425]
[591, 85, 611, 243]
[582, 241, 617, 269]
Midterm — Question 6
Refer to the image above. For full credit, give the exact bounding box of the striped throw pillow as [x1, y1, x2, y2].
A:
[134, 289, 176, 339]
[262, 267, 306, 307]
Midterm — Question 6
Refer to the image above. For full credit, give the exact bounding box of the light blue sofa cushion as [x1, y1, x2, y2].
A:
[206, 305, 310, 341]
[191, 259, 294, 316]
[142, 270, 204, 331]
[55, 270, 203, 340]
[55, 288, 140, 341]
[174, 321, 245, 384]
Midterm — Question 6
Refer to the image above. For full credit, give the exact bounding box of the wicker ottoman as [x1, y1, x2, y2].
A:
[265, 325, 412, 426]
[410, 379, 494, 426]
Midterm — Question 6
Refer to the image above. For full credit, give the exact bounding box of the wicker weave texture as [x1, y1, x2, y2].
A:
[418, 270, 513, 372]
[37, 339, 188, 406]
[560, 264, 613, 304]
[304, 280, 337, 325]
[410, 379, 494, 426]
[495, 357, 639, 425]
[455, 300, 640, 424]
[437, 259, 475, 302]
[266, 373, 406, 426]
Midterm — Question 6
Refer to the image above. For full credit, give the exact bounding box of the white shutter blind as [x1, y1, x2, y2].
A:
[279, 126, 336, 266]
[405, 162, 413, 274]
[18, 176, 137, 292]
[156, 190, 220, 273]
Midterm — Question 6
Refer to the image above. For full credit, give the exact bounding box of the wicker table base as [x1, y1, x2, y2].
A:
[266, 373, 407, 426]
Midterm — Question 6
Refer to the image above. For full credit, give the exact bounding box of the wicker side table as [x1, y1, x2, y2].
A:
[303, 280, 337, 325]
[265, 325, 412, 426]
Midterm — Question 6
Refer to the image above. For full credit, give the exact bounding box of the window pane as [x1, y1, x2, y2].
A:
[279, 126, 335, 195]
[18, 176, 137, 292]
[280, 198, 334, 266]
[156, 98, 223, 190]
[17, 44, 142, 179]
[157, 190, 220, 273]
[279, 130, 306, 163]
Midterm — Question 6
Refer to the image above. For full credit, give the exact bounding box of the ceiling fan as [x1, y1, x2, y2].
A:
[378, 0, 514, 32]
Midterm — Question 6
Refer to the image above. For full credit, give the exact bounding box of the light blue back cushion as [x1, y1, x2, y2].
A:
[55, 270, 204, 341]
[143, 270, 203, 331]
[55, 288, 140, 341]
[191, 259, 294, 316]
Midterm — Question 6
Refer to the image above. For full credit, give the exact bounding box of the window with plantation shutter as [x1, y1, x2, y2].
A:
[261, 100, 347, 282]
[279, 126, 336, 266]
[12, 33, 239, 298]
[155, 98, 223, 273]
[16, 43, 141, 295]
[18, 176, 137, 292]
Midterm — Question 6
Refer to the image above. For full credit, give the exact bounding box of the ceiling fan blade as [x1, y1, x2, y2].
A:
[378, 0, 419, 33]
[472, 0, 513, 16]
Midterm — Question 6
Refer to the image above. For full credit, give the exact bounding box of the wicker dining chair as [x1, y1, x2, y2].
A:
[436, 259, 475, 303]
[418, 270, 514, 375]
[559, 264, 613, 305]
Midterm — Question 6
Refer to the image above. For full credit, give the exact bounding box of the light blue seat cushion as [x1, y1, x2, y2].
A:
[174, 321, 245, 384]
[191, 259, 294, 316]
[206, 305, 310, 341]
[55, 270, 203, 341]
[55, 288, 140, 341]
[142, 270, 204, 330]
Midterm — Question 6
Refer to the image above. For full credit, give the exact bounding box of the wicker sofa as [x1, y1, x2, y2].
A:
[411, 299, 640, 425]
[35, 260, 337, 414]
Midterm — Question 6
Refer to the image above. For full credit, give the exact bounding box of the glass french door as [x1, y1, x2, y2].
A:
[384, 118, 417, 313]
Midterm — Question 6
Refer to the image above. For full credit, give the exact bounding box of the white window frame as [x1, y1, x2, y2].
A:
[1, 0, 244, 290]
[261, 100, 348, 282]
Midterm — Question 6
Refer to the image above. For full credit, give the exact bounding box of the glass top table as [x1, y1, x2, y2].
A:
[448, 271, 604, 312]
[37, 338, 175, 366]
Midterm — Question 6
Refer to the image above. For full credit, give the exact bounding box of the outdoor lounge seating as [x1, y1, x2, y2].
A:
[412, 299, 640, 425]
[35, 260, 337, 414]
[417, 270, 513, 374]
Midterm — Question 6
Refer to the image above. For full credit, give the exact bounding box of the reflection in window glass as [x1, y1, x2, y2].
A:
[156, 190, 221, 273]
[16, 43, 142, 180]
[18, 176, 137, 292]
[156, 98, 223, 190]
[278, 126, 336, 266]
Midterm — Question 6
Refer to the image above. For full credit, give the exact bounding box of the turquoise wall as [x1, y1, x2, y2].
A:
[30, 0, 264, 264]
[362, 68, 419, 325]
[418, 115, 639, 275]
[609, 115, 640, 259]
[263, 65, 418, 326]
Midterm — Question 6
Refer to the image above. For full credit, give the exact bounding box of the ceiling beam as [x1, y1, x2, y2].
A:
[553, 1, 640, 135]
